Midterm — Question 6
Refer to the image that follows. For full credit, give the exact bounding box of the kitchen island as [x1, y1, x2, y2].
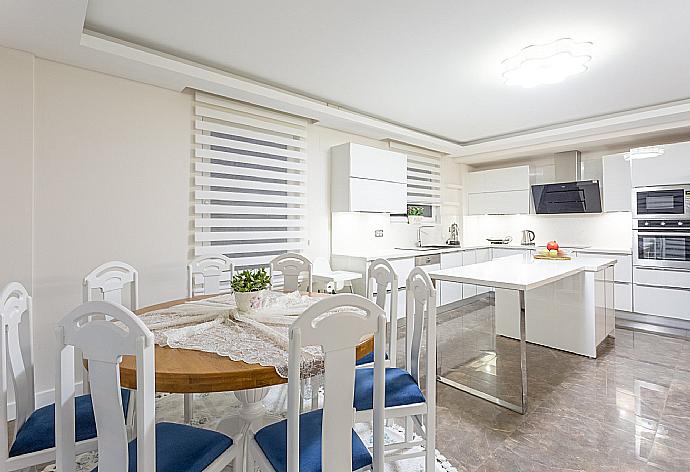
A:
[427, 253, 616, 413]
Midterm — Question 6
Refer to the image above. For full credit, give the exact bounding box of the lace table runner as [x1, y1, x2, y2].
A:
[139, 291, 330, 379]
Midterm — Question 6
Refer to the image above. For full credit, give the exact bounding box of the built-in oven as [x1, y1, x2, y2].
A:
[633, 185, 690, 219]
[633, 219, 690, 269]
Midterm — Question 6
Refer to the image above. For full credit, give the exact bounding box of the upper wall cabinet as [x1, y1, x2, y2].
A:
[466, 165, 530, 215]
[602, 153, 632, 212]
[331, 143, 407, 213]
[631, 141, 690, 188]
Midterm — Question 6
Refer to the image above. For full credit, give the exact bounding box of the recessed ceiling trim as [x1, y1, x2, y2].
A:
[79, 29, 463, 154]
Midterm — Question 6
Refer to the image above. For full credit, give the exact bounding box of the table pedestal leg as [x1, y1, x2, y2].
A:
[216, 387, 281, 472]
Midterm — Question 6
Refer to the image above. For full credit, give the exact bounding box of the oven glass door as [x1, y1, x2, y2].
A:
[636, 232, 690, 268]
[636, 189, 686, 215]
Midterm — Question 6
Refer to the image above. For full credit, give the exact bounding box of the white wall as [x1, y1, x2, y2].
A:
[4, 46, 437, 397]
[462, 151, 633, 249]
[0, 48, 34, 291]
[0, 48, 194, 396]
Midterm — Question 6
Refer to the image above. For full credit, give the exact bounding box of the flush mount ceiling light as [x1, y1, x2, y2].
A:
[502, 38, 593, 88]
[624, 146, 665, 161]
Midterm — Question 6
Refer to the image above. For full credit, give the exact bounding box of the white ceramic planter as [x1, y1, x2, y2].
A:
[234, 291, 261, 313]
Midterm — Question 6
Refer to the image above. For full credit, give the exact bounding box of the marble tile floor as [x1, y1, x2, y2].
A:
[420, 295, 690, 471]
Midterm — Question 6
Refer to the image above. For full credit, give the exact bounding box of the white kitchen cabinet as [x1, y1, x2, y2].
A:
[634, 266, 690, 289]
[439, 251, 464, 307]
[634, 285, 690, 321]
[331, 142, 407, 213]
[462, 250, 477, 299]
[466, 165, 531, 215]
[345, 178, 406, 213]
[468, 190, 530, 215]
[575, 250, 633, 312]
[389, 257, 416, 289]
[631, 141, 690, 187]
[602, 153, 632, 212]
[491, 247, 531, 259]
[466, 166, 530, 193]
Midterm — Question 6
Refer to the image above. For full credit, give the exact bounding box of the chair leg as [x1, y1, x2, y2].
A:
[184, 393, 194, 423]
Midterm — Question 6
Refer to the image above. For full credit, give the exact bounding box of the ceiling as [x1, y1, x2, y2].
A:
[81, 0, 690, 143]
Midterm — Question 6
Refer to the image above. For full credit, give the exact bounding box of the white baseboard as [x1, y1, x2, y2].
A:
[6, 382, 84, 421]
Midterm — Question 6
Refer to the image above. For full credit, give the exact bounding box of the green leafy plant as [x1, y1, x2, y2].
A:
[407, 206, 424, 216]
[231, 268, 271, 293]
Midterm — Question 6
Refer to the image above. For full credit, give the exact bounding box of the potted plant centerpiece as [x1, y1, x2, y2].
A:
[231, 268, 271, 313]
[407, 206, 424, 224]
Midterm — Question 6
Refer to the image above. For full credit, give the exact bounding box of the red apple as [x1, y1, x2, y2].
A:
[546, 241, 559, 251]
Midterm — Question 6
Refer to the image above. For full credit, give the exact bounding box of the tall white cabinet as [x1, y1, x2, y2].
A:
[602, 153, 632, 212]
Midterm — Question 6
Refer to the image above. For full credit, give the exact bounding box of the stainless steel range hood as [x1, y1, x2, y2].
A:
[554, 150, 582, 182]
[531, 150, 602, 214]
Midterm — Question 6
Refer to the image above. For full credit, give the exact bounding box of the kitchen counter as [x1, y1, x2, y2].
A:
[427, 254, 616, 291]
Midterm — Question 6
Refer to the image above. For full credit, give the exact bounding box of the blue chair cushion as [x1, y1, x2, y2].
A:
[254, 409, 371, 472]
[92, 422, 233, 472]
[354, 367, 425, 411]
[9, 389, 131, 457]
[355, 351, 388, 366]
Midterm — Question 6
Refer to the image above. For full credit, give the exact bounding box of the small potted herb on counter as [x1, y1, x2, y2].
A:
[407, 206, 425, 224]
[231, 268, 271, 312]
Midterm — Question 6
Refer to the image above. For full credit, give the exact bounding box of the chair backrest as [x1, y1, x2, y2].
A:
[83, 261, 139, 310]
[55, 301, 155, 472]
[366, 259, 399, 367]
[270, 253, 312, 292]
[0, 282, 35, 458]
[188, 254, 234, 297]
[405, 268, 437, 409]
[288, 294, 385, 472]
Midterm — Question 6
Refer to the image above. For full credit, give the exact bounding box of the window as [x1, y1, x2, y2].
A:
[192, 92, 308, 270]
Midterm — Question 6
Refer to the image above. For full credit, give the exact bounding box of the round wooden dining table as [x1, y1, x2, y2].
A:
[117, 293, 374, 440]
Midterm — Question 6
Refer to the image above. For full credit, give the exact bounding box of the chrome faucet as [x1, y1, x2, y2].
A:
[416, 225, 436, 247]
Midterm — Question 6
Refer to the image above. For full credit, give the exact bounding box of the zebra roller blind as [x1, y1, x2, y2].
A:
[193, 92, 308, 270]
[390, 142, 442, 207]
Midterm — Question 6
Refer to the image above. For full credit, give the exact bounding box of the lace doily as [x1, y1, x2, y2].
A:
[140, 291, 331, 379]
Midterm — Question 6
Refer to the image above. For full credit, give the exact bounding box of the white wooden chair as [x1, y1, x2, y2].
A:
[188, 254, 234, 297]
[270, 253, 312, 293]
[0, 283, 123, 471]
[55, 301, 239, 472]
[184, 254, 234, 423]
[247, 294, 386, 472]
[82, 261, 138, 398]
[352, 268, 437, 470]
[311, 257, 361, 294]
[83, 260, 139, 310]
[356, 258, 398, 367]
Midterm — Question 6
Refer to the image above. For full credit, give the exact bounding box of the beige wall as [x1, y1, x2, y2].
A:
[25, 57, 191, 393]
[0, 48, 34, 291]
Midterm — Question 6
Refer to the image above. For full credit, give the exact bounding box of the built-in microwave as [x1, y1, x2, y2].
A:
[633, 185, 690, 219]
[633, 219, 690, 269]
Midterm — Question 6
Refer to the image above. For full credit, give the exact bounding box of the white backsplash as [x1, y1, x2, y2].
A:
[331, 212, 448, 255]
[463, 212, 633, 249]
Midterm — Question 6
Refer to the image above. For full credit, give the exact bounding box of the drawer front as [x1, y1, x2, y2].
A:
[634, 267, 690, 289]
[614, 282, 632, 312]
[634, 284, 690, 320]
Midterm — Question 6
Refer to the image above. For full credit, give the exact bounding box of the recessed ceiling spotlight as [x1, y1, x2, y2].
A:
[624, 146, 665, 161]
[502, 38, 593, 88]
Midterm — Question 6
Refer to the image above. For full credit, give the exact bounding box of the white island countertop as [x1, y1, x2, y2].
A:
[427, 254, 617, 291]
